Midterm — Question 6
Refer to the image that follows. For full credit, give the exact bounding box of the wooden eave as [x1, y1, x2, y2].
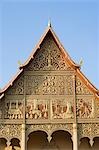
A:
[0, 69, 23, 96]
[76, 68, 99, 98]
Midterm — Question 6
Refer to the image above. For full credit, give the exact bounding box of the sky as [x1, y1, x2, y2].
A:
[0, 0, 99, 89]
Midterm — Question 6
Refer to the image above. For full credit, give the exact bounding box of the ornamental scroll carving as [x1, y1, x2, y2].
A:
[77, 98, 93, 118]
[76, 77, 92, 95]
[25, 75, 73, 95]
[26, 100, 48, 119]
[27, 123, 73, 137]
[52, 99, 74, 119]
[0, 124, 22, 141]
[26, 35, 72, 71]
[6, 77, 24, 95]
[78, 123, 99, 140]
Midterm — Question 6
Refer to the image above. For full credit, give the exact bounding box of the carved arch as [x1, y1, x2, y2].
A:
[27, 129, 49, 138]
[50, 128, 72, 137]
[27, 124, 73, 143]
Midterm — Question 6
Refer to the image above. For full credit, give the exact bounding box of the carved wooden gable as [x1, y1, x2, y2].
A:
[25, 31, 73, 71]
[0, 26, 98, 122]
[23, 30, 75, 120]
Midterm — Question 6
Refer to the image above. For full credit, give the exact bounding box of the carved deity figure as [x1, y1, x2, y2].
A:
[52, 101, 73, 119]
[63, 102, 74, 118]
[26, 100, 48, 119]
[77, 99, 92, 118]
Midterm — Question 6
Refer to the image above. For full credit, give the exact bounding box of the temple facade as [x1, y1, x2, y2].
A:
[0, 23, 99, 150]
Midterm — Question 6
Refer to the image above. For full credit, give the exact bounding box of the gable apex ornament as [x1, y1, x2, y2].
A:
[48, 19, 52, 27]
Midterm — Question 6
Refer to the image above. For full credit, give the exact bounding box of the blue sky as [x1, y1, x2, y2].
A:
[0, 0, 99, 89]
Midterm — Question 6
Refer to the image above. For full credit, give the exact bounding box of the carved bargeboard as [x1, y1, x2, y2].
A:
[6, 76, 24, 95]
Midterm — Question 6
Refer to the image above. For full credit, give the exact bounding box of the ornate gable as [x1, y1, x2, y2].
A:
[0, 24, 98, 122]
[25, 31, 73, 71]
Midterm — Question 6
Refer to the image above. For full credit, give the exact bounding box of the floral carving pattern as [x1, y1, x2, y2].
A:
[26, 35, 72, 71]
[27, 123, 73, 137]
[42, 76, 57, 95]
[6, 77, 24, 95]
[25, 76, 40, 95]
[95, 99, 99, 118]
[78, 123, 99, 139]
[0, 124, 22, 140]
[25, 75, 73, 95]
[76, 78, 92, 95]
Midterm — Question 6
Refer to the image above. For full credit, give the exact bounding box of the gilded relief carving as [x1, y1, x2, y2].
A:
[0, 124, 22, 140]
[26, 35, 72, 71]
[26, 100, 48, 119]
[25, 75, 73, 95]
[78, 123, 99, 140]
[65, 75, 73, 95]
[5, 101, 23, 119]
[27, 123, 73, 137]
[25, 76, 40, 95]
[77, 99, 92, 118]
[76, 78, 92, 95]
[6, 77, 24, 95]
[95, 99, 99, 118]
[42, 76, 57, 95]
[52, 99, 74, 119]
[58, 76, 65, 95]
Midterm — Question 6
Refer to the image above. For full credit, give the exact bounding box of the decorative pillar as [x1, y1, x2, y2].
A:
[21, 124, 26, 150]
[73, 123, 78, 150]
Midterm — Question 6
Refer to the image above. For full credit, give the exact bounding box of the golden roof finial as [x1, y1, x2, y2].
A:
[79, 57, 83, 67]
[48, 19, 51, 27]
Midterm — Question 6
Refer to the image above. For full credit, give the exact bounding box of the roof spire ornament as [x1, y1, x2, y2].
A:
[48, 19, 51, 27]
